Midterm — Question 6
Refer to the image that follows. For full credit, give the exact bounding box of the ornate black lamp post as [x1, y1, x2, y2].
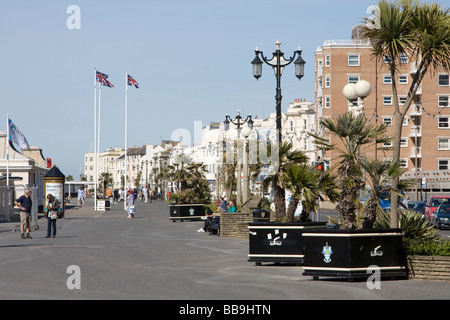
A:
[224, 110, 253, 205]
[224, 110, 254, 132]
[252, 40, 305, 143]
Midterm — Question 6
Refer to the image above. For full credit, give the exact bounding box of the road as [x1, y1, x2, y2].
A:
[0, 198, 449, 302]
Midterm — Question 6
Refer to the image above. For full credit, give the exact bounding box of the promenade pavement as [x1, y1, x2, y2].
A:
[0, 197, 449, 301]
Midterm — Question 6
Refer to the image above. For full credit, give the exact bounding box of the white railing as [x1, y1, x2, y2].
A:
[410, 146, 422, 158]
[409, 104, 422, 117]
[409, 125, 422, 137]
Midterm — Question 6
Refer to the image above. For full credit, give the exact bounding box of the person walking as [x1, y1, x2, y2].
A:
[142, 185, 148, 203]
[15, 188, 32, 239]
[149, 188, 153, 204]
[126, 188, 136, 218]
[77, 187, 84, 207]
[46, 194, 60, 238]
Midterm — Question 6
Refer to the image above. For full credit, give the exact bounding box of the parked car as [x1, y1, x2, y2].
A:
[407, 201, 426, 221]
[431, 203, 450, 229]
[424, 195, 450, 221]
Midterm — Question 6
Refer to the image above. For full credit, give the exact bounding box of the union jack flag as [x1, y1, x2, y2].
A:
[96, 70, 114, 88]
[99, 77, 114, 88]
[127, 74, 139, 88]
[96, 70, 109, 79]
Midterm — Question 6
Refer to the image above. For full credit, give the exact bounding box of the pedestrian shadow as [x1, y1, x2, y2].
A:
[0, 244, 41, 248]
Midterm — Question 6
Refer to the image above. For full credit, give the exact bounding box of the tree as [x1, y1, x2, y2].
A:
[169, 161, 211, 204]
[98, 172, 113, 197]
[284, 163, 339, 223]
[171, 153, 192, 192]
[260, 141, 309, 222]
[359, 158, 412, 229]
[363, 0, 450, 227]
[311, 112, 390, 229]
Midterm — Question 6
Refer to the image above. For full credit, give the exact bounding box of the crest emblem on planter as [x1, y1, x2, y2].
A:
[189, 208, 195, 216]
[322, 242, 333, 263]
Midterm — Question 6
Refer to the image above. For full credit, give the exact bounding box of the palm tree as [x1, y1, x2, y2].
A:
[284, 163, 339, 223]
[363, 0, 450, 227]
[98, 172, 113, 197]
[311, 112, 389, 229]
[359, 158, 412, 229]
[168, 161, 211, 204]
[261, 141, 309, 222]
[171, 153, 192, 192]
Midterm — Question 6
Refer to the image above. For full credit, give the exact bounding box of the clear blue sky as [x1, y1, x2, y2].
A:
[0, 0, 379, 178]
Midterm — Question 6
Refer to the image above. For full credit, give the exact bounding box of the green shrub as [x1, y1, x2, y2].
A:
[375, 209, 438, 240]
[404, 238, 450, 256]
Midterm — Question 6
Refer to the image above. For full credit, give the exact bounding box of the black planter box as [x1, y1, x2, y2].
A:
[169, 204, 206, 222]
[248, 222, 327, 265]
[302, 228, 407, 280]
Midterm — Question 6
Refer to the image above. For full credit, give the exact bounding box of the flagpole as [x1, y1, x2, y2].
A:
[6, 114, 9, 187]
[97, 83, 102, 210]
[6, 114, 10, 221]
[124, 72, 128, 211]
[94, 68, 97, 211]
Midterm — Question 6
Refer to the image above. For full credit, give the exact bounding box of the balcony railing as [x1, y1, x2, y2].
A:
[409, 104, 422, 117]
[410, 146, 422, 158]
[409, 125, 422, 137]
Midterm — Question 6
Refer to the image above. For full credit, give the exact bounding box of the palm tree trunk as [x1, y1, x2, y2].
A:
[360, 196, 378, 229]
[336, 184, 358, 230]
[390, 112, 403, 228]
[286, 194, 299, 223]
[274, 184, 285, 222]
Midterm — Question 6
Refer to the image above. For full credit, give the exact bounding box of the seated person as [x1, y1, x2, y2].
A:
[198, 208, 215, 233]
[228, 200, 237, 213]
[218, 198, 227, 211]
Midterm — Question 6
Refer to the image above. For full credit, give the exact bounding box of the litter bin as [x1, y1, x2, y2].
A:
[253, 209, 270, 222]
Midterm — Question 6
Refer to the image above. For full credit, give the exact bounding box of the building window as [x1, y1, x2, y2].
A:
[399, 75, 408, 84]
[400, 159, 408, 168]
[400, 138, 408, 148]
[325, 55, 330, 67]
[348, 54, 360, 66]
[438, 160, 449, 170]
[439, 74, 449, 86]
[324, 96, 330, 108]
[438, 138, 450, 150]
[383, 75, 392, 84]
[399, 96, 407, 105]
[383, 141, 392, 148]
[383, 96, 393, 105]
[348, 75, 359, 84]
[438, 96, 449, 108]
[439, 117, 450, 128]
[325, 75, 330, 87]
[399, 54, 409, 64]
[383, 116, 393, 126]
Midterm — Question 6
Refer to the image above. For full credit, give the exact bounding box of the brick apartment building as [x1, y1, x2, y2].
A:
[315, 25, 450, 197]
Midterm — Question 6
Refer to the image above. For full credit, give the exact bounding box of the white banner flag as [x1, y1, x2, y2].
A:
[9, 118, 30, 150]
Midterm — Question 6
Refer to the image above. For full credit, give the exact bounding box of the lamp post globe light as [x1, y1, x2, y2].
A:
[252, 40, 305, 143]
[343, 80, 372, 115]
[224, 110, 253, 205]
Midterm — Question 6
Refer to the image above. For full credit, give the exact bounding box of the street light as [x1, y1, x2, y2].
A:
[224, 110, 253, 206]
[343, 80, 372, 115]
[241, 126, 252, 204]
[224, 110, 253, 132]
[252, 40, 305, 143]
